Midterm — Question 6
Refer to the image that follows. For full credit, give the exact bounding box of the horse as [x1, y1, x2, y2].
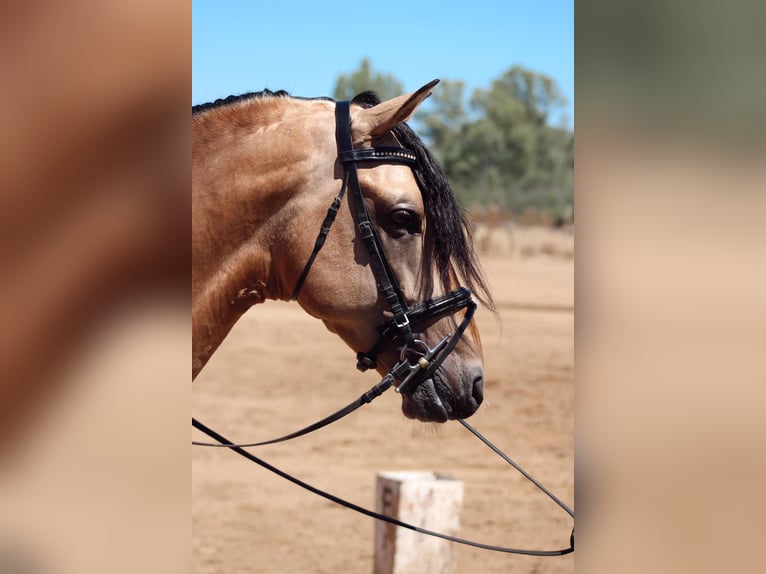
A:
[192, 80, 493, 422]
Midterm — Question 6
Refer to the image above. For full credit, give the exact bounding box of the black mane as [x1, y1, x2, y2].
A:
[192, 89, 291, 116]
[352, 91, 493, 309]
[192, 89, 335, 116]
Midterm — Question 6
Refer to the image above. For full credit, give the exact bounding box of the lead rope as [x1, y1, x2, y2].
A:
[192, 414, 574, 556]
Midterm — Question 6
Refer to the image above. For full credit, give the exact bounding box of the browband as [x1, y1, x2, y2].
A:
[339, 147, 417, 165]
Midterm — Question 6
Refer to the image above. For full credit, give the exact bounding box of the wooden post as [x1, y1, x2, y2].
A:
[374, 471, 464, 574]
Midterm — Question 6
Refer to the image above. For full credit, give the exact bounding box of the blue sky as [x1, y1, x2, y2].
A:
[193, 1, 573, 128]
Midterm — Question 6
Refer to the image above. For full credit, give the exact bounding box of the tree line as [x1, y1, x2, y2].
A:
[334, 59, 573, 225]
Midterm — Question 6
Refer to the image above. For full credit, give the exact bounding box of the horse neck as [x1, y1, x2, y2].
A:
[191, 99, 326, 377]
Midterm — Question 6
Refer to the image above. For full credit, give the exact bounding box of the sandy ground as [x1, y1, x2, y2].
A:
[192, 229, 574, 574]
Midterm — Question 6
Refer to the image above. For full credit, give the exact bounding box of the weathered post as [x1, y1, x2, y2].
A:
[374, 471, 464, 574]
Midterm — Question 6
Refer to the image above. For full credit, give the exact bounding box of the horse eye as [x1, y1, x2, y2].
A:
[389, 209, 419, 229]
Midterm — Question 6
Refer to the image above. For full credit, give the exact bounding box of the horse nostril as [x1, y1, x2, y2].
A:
[471, 376, 484, 406]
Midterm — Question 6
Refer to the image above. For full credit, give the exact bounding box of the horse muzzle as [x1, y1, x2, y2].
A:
[400, 366, 484, 422]
[379, 295, 482, 423]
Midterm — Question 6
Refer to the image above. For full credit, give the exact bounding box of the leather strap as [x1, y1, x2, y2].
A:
[339, 147, 417, 165]
[290, 173, 349, 301]
[356, 287, 473, 371]
[192, 375, 393, 448]
[334, 101, 415, 345]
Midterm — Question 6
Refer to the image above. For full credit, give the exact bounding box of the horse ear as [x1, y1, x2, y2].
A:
[351, 79, 439, 144]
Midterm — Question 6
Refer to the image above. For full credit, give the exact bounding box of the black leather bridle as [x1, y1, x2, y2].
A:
[290, 100, 476, 394]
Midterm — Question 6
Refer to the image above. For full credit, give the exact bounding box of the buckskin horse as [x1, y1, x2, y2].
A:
[192, 80, 492, 422]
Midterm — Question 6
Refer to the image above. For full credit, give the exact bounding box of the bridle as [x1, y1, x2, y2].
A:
[192, 100, 574, 557]
[290, 100, 476, 394]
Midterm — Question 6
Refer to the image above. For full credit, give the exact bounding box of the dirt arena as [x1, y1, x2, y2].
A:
[192, 226, 574, 574]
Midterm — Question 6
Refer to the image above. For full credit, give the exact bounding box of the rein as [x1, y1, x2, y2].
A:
[192, 415, 574, 556]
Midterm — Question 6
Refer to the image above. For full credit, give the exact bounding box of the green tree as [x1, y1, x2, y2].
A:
[333, 58, 404, 101]
[419, 79, 468, 151]
[420, 65, 573, 220]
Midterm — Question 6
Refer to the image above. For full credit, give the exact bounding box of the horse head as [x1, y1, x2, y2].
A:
[192, 81, 493, 422]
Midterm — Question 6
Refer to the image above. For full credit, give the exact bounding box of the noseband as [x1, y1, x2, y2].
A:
[291, 100, 476, 392]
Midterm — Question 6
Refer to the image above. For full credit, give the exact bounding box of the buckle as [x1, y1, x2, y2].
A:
[394, 313, 410, 331]
[356, 352, 376, 372]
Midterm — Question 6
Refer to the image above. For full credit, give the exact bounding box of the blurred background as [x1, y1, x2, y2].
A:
[0, 0, 764, 573]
